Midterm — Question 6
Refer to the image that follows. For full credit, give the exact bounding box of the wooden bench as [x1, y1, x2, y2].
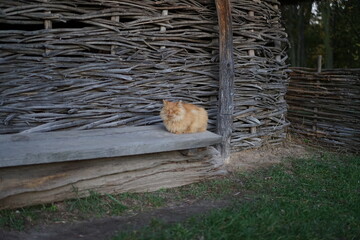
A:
[0, 125, 223, 209]
[0, 125, 222, 168]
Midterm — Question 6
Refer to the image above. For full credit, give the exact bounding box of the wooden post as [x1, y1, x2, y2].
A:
[273, 4, 282, 63]
[160, 10, 168, 50]
[313, 55, 322, 136]
[248, 1, 258, 135]
[44, 1, 52, 55]
[215, 0, 234, 161]
[111, 16, 120, 55]
[273, 3, 285, 133]
[317, 55, 322, 73]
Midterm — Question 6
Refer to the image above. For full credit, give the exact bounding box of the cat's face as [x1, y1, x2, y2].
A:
[162, 100, 184, 120]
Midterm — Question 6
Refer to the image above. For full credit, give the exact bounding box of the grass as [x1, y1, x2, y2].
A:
[66, 191, 128, 216]
[0, 191, 168, 230]
[0, 172, 237, 231]
[168, 177, 238, 200]
[0, 204, 56, 231]
[113, 153, 360, 240]
[1, 152, 359, 239]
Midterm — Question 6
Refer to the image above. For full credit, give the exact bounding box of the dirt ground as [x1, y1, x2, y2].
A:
[0, 141, 310, 240]
[227, 140, 310, 172]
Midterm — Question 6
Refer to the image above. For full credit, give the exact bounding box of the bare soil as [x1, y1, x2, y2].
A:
[0, 141, 310, 240]
[227, 140, 310, 172]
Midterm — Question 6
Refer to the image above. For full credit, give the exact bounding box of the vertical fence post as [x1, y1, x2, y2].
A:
[248, 0, 261, 135]
[215, 0, 234, 162]
[111, 16, 120, 55]
[317, 55, 322, 73]
[313, 55, 322, 136]
[273, 4, 282, 64]
[159, 10, 168, 50]
[44, 1, 52, 55]
[273, 3, 286, 133]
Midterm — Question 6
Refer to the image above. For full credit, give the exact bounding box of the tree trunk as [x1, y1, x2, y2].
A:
[322, 0, 333, 68]
[297, 6, 305, 66]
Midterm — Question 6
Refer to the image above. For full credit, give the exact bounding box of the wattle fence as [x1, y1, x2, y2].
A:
[0, 0, 289, 152]
[286, 67, 360, 153]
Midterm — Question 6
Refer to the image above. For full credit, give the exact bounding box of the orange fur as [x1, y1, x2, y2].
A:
[160, 100, 208, 134]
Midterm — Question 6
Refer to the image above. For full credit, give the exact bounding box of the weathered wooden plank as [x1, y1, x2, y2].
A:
[0, 147, 224, 209]
[0, 125, 221, 168]
[215, 0, 234, 161]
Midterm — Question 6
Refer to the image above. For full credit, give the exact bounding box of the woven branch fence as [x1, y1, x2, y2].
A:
[0, 0, 289, 152]
[286, 67, 360, 153]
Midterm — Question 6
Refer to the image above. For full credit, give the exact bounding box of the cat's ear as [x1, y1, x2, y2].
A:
[177, 101, 183, 107]
[162, 100, 167, 105]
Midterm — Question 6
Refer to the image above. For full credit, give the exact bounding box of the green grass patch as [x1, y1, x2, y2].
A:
[166, 176, 238, 201]
[66, 190, 128, 216]
[0, 177, 235, 230]
[0, 204, 58, 231]
[113, 154, 360, 240]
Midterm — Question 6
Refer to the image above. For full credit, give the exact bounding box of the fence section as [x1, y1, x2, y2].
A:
[0, 0, 219, 134]
[0, 0, 289, 151]
[231, 0, 289, 151]
[286, 68, 360, 152]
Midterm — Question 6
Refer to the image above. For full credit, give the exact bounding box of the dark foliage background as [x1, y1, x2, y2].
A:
[280, 0, 360, 68]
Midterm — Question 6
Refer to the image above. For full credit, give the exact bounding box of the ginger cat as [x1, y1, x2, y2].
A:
[160, 100, 208, 134]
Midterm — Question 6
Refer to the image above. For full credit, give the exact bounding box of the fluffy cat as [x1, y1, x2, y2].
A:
[160, 100, 208, 134]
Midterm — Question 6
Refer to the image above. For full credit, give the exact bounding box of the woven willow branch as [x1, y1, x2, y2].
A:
[0, 0, 289, 151]
[286, 68, 360, 153]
